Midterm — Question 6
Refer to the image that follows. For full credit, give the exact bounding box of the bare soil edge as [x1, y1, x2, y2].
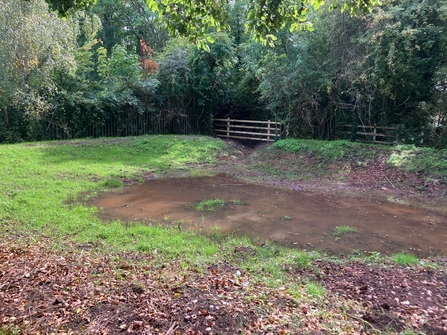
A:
[208, 140, 447, 213]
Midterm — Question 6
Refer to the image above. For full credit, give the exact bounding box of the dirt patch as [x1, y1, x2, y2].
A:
[121, 170, 156, 185]
[346, 157, 447, 200]
[293, 259, 447, 333]
[0, 240, 313, 334]
[2, 239, 447, 334]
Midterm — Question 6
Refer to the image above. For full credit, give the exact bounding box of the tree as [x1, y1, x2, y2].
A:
[42, 0, 380, 45]
[96, 43, 159, 134]
[43, 0, 96, 15]
[91, 0, 168, 55]
[155, 34, 234, 132]
[250, 7, 364, 138]
[359, 0, 447, 138]
[0, 0, 78, 141]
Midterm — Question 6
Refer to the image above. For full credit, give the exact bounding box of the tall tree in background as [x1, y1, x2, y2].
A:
[155, 33, 234, 132]
[252, 8, 366, 138]
[0, 0, 77, 141]
[92, 0, 168, 54]
[359, 0, 447, 136]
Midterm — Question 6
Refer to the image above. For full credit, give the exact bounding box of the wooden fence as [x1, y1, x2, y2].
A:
[213, 118, 281, 142]
[338, 124, 397, 144]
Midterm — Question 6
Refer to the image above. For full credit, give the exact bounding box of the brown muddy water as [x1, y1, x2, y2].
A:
[89, 174, 447, 256]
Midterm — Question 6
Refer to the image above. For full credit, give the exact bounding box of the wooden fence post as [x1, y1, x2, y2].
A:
[373, 123, 377, 142]
[267, 120, 271, 141]
[226, 118, 230, 139]
[275, 121, 278, 140]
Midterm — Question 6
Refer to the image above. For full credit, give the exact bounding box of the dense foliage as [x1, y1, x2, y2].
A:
[1, 0, 446, 147]
[42, 0, 380, 46]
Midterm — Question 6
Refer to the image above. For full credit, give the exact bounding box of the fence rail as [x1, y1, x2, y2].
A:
[213, 118, 281, 142]
[338, 124, 397, 144]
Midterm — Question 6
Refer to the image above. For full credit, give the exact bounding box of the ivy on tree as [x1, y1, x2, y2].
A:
[42, 0, 380, 46]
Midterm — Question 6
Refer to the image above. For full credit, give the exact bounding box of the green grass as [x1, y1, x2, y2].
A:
[285, 280, 326, 301]
[251, 139, 388, 180]
[387, 145, 447, 177]
[333, 225, 357, 236]
[0, 136, 224, 251]
[268, 139, 447, 180]
[100, 178, 124, 188]
[271, 139, 383, 161]
[304, 282, 326, 298]
[236, 244, 313, 288]
[391, 252, 419, 266]
[195, 198, 226, 211]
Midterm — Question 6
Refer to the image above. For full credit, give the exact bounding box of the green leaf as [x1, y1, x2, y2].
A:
[290, 22, 298, 32]
[146, 0, 158, 12]
[312, 0, 322, 10]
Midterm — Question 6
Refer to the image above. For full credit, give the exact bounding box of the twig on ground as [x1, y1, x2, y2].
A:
[165, 322, 178, 335]
[384, 175, 395, 188]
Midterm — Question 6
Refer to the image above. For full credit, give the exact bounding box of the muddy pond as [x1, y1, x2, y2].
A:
[90, 174, 447, 256]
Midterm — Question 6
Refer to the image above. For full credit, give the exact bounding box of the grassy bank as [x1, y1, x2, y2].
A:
[269, 139, 447, 177]
[1, 136, 228, 257]
[246, 139, 447, 200]
[1, 136, 446, 334]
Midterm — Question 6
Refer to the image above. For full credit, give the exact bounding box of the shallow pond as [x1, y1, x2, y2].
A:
[90, 174, 447, 256]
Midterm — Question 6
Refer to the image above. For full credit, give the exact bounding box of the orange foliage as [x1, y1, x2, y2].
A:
[139, 38, 158, 78]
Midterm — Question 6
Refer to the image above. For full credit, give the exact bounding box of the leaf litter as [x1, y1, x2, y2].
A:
[1, 235, 447, 334]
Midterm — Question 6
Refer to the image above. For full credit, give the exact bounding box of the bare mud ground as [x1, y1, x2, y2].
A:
[2, 140, 447, 334]
[1, 238, 447, 334]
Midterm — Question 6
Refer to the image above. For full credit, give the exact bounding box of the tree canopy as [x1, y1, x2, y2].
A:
[43, 0, 381, 45]
[3, 0, 447, 147]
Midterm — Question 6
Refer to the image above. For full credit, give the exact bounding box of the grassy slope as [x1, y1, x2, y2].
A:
[247, 139, 447, 197]
[1, 136, 446, 334]
[270, 139, 447, 177]
[1, 136, 226, 257]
